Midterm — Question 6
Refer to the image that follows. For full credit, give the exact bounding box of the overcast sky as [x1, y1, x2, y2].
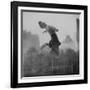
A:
[22, 11, 79, 46]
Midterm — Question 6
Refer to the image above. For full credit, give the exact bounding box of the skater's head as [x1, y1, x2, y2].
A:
[38, 21, 47, 29]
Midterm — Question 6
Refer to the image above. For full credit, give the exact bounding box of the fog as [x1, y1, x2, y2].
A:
[23, 11, 79, 46]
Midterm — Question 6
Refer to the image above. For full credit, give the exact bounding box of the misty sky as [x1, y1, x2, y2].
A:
[22, 11, 79, 46]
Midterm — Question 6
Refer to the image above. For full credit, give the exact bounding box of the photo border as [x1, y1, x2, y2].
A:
[11, 1, 88, 88]
[18, 6, 83, 83]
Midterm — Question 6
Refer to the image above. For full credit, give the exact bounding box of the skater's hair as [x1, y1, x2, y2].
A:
[38, 21, 47, 28]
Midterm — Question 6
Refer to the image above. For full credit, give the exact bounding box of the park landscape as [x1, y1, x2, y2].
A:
[21, 30, 79, 77]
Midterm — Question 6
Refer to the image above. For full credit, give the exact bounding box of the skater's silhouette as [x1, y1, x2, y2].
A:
[38, 21, 61, 55]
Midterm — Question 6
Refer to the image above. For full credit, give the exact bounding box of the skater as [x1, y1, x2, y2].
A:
[38, 21, 61, 55]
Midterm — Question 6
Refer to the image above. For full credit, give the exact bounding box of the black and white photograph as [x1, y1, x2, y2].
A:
[22, 10, 80, 77]
[11, 1, 87, 88]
